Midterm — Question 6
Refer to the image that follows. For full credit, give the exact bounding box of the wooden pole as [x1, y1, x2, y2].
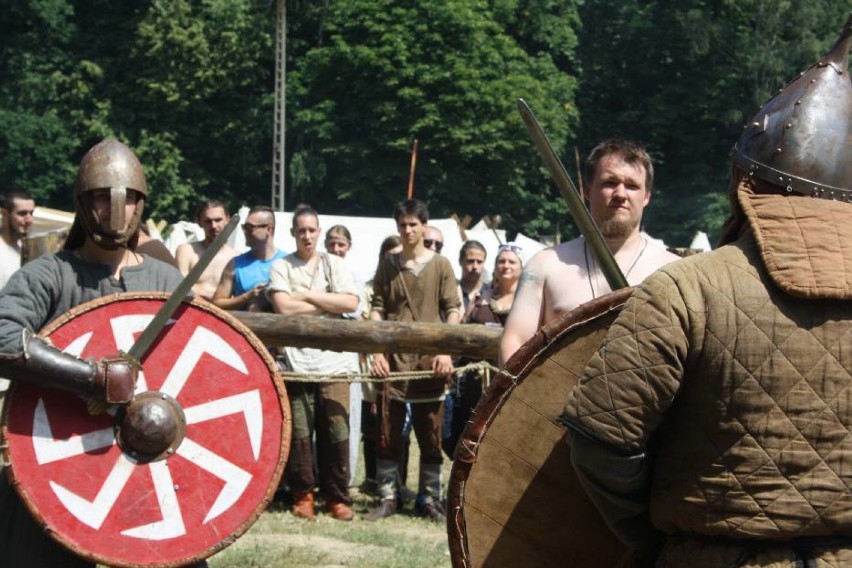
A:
[233, 312, 500, 359]
[574, 146, 584, 197]
[406, 138, 418, 199]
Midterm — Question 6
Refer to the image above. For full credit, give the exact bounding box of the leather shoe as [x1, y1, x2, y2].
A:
[326, 501, 354, 521]
[364, 499, 397, 521]
[420, 501, 445, 524]
[292, 491, 315, 520]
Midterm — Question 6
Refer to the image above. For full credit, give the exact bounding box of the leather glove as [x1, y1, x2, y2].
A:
[90, 354, 139, 404]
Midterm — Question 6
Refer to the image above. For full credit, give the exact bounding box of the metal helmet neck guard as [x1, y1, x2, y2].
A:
[732, 15, 851, 203]
[69, 138, 148, 250]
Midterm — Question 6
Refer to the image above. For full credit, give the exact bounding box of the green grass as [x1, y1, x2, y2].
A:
[208, 442, 453, 568]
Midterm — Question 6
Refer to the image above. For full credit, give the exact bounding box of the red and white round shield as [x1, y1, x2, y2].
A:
[2, 293, 290, 567]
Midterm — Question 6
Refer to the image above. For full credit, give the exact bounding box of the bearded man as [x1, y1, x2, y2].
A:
[0, 188, 36, 289]
[500, 138, 679, 364]
[563, 19, 852, 567]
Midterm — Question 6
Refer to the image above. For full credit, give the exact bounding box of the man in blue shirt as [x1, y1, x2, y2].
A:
[212, 205, 285, 312]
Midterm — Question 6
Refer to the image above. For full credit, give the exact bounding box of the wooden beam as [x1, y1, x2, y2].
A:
[233, 312, 500, 359]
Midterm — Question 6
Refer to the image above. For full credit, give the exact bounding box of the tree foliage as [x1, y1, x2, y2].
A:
[575, 0, 849, 244]
[0, 0, 847, 244]
[287, 0, 580, 235]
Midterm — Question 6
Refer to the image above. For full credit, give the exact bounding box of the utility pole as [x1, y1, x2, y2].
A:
[271, 0, 286, 211]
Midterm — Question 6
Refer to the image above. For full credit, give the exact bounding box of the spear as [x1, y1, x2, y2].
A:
[406, 138, 418, 199]
[517, 99, 627, 291]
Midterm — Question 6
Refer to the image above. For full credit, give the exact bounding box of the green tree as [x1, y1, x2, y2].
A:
[576, 0, 849, 245]
[0, 0, 84, 205]
[288, 0, 581, 236]
[122, 0, 275, 221]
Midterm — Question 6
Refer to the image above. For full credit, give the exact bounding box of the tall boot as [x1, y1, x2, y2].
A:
[418, 462, 445, 523]
[364, 459, 398, 521]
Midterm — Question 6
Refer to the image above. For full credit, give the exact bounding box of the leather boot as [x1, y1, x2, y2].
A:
[292, 491, 315, 520]
[419, 462, 444, 523]
[326, 500, 355, 521]
[420, 500, 446, 524]
[363, 498, 397, 522]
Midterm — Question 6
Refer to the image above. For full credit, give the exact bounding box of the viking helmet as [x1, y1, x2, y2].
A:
[732, 15, 851, 202]
[66, 139, 148, 250]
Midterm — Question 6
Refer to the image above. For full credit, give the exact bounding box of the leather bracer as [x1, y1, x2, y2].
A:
[1, 330, 138, 404]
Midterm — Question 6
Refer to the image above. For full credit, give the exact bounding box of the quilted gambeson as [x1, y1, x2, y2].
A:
[564, 230, 852, 564]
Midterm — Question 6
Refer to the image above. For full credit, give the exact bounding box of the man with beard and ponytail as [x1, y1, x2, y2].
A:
[499, 138, 679, 364]
[0, 138, 185, 567]
[0, 188, 35, 289]
[562, 19, 852, 567]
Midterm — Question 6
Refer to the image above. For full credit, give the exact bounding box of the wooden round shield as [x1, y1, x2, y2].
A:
[2, 293, 290, 568]
[448, 288, 634, 568]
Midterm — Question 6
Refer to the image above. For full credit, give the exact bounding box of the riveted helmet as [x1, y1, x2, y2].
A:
[65, 139, 148, 251]
[732, 16, 851, 202]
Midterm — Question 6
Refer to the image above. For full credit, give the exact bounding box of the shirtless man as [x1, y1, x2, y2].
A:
[175, 200, 236, 299]
[500, 138, 680, 364]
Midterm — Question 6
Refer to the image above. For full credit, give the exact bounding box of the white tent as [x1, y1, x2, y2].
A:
[689, 231, 713, 252]
[31, 206, 74, 235]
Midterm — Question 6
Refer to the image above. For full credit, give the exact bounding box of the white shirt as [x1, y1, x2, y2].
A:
[0, 238, 22, 290]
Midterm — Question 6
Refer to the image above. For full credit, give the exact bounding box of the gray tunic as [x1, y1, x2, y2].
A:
[0, 250, 182, 567]
[0, 250, 182, 355]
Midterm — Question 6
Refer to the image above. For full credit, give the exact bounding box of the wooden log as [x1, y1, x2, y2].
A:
[232, 312, 500, 359]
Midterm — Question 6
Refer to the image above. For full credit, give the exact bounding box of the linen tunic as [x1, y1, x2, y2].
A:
[371, 253, 461, 401]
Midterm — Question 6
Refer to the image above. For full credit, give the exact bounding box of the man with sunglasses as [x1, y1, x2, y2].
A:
[212, 205, 286, 312]
[423, 225, 444, 254]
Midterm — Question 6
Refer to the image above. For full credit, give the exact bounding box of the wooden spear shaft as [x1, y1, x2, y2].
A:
[233, 312, 500, 359]
[406, 138, 418, 199]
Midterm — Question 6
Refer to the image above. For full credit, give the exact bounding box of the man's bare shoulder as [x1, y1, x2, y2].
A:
[175, 241, 196, 255]
[526, 238, 586, 276]
[216, 243, 237, 259]
[628, 242, 683, 285]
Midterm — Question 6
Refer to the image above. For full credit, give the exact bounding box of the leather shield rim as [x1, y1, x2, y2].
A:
[1, 291, 291, 568]
[446, 287, 634, 567]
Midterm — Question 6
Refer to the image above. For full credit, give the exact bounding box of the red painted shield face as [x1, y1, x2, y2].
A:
[3, 294, 289, 567]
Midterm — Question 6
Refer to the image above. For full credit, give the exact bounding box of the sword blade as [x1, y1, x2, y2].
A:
[516, 98, 628, 291]
[127, 214, 241, 362]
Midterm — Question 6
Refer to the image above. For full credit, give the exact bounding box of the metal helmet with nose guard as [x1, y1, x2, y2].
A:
[65, 138, 148, 251]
